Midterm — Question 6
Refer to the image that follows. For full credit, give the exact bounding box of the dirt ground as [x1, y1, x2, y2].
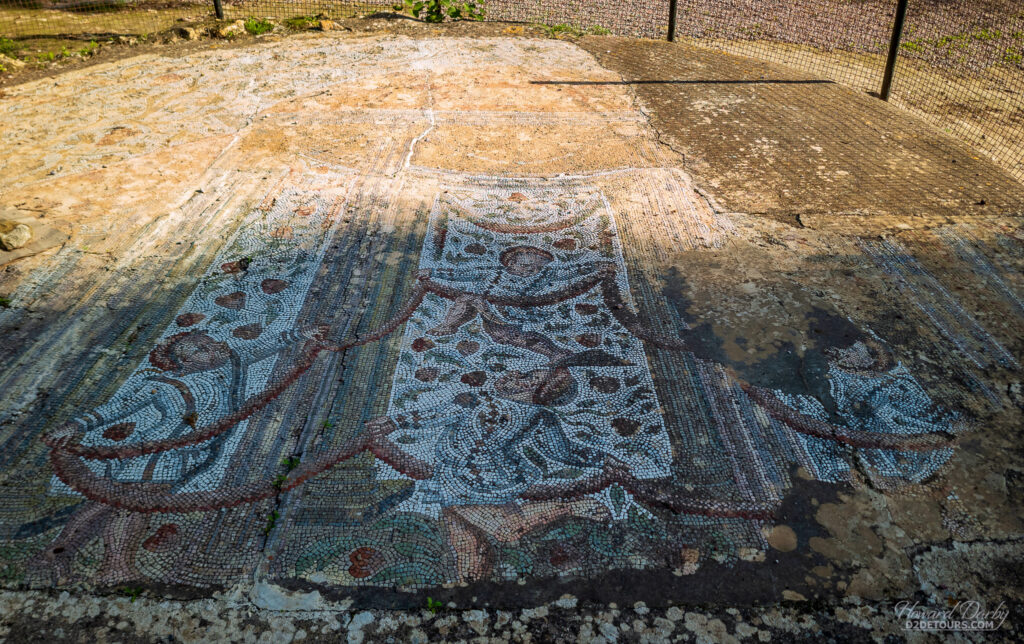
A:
[582, 36, 1024, 226]
[3, 6, 1023, 184]
[0, 26, 1022, 643]
[676, 36, 1024, 190]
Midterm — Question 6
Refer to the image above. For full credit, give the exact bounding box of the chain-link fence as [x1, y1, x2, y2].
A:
[2, 1, 1023, 181]
[0, 1, 211, 40]
[666, 0, 1024, 183]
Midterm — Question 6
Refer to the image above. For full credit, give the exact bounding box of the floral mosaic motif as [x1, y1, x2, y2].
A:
[29, 176, 965, 588]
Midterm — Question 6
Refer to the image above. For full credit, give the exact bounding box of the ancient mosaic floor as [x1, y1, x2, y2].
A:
[0, 34, 1021, 607]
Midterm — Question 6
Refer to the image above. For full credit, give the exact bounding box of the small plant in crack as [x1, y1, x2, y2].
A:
[426, 596, 444, 613]
[272, 474, 287, 490]
[262, 510, 280, 535]
[282, 456, 301, 471]
[322, 419, 334, 429]
[118, 586, 143, 602]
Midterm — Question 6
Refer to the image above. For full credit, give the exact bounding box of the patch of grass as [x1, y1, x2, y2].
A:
[284, 15, 319, 30]
[245, 18, 274, 36]
[78, 41, 99, 57]
[935, 33, 970, 52]
[28, 41, 100, 65]
[0, 38, 18, 59]
[542, 22, 612, 38]
[738, 22, 767, 38]
[541, 23, 583, 38]
[0, 296, 11, 308]
[1004, 48, 1023, 65]
[972, 28, 1001, 42]
[398, 0, 485, 24]
[901, 39, 924, 53]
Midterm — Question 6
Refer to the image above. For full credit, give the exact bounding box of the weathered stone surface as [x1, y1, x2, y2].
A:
[215, 20, 246, 39]
[0, 221, 31, 250]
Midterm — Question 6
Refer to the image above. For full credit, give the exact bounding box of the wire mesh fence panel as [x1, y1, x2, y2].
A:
[0, 1, 211, 39]
[669, 0, 898, 92]
[663, 1, 1024, 182]
[221, 1, 385, 22]
[220, 0, 671, 36]
[890, 0, 1024, 181]
[485, 0, 669, 38]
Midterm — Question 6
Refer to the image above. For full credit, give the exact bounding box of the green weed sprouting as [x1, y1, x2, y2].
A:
[426, 596, 444, 613]
[542, 23, 582, 38]
[263, 510, 280, 535]
[118, 586, 143, 602]
[245, 18, 274, 36]
[284, 16, 319, 30]
[398, 0, 485, 24]
[0, 38, 18, 58]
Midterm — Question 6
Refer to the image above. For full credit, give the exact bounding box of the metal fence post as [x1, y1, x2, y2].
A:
[880, 0, 909, 101]
[667, 0, 678, 42]
[214, 0, 225, 20]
